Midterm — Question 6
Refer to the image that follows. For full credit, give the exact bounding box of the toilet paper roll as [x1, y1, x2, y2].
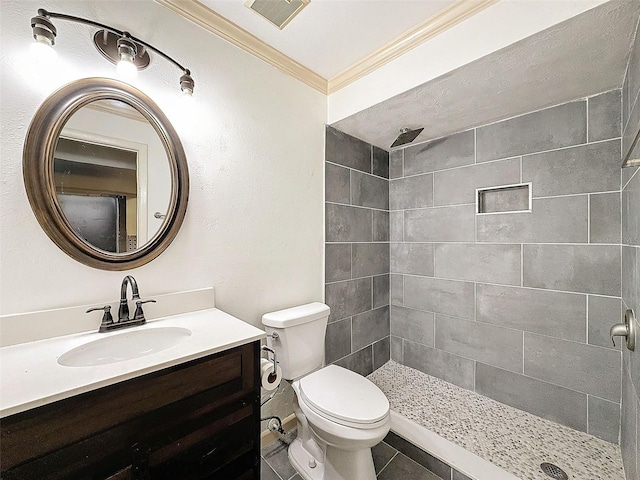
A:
[260, 358, 282, 391]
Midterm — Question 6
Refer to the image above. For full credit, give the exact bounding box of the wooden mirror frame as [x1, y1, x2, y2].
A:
[23, 77, 189, 270]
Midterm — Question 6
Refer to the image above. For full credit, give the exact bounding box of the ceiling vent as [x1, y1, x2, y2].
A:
[245, 0, 309, 30]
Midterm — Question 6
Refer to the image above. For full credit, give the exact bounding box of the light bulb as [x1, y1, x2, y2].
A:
[30, 37, 57, 65]
[116, 57, 137, 79]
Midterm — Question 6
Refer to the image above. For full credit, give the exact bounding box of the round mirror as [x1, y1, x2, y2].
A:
[23, 78, 189, 270]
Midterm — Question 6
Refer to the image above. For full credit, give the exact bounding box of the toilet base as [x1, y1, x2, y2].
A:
[288, 436, 377, 480]
[289, 437, 325, 480]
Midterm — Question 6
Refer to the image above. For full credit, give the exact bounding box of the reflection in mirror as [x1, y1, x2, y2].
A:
[53, 100, 171, 254]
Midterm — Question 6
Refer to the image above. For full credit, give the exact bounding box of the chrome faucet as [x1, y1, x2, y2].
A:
[86, 275, 156, 332]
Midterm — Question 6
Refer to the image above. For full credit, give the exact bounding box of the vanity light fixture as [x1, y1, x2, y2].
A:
[30, 9, 195, 95]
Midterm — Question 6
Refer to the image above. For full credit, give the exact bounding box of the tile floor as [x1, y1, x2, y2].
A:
[261, 430, 443, 480]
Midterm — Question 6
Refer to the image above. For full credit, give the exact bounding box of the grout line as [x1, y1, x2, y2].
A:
[327, 200, 391, 212]
[377, 451, 399, 476]
[522, 331, 525, 375]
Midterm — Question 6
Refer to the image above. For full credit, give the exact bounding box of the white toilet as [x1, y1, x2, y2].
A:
[262, 302, 390, 480]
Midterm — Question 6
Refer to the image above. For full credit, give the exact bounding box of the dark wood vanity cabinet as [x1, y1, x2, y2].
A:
[1, 342, 260, 480]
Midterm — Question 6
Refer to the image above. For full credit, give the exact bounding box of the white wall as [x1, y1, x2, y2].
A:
[327, 0, 608, 124]
[0, 0, 326, 329]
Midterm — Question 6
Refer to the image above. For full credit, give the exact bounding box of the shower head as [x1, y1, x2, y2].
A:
[390, 127, 424, 149]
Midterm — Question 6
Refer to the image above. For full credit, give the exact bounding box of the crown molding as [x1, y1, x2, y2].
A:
[156, 0, 498, 96]
[155, 0, 328, 94]
[326, 0, 499, 94]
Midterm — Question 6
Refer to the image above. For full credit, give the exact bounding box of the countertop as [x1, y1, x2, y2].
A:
[0, 308, 265, 417]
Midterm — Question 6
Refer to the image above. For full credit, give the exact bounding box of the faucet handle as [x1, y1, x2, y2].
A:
[133, 299, 156, 321]
[86, 305, 114, 331]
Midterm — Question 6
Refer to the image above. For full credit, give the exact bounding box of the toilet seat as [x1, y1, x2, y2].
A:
[298, 365, 389, 429]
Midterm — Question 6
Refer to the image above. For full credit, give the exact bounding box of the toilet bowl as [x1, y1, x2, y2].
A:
[262, 303, 390, 480]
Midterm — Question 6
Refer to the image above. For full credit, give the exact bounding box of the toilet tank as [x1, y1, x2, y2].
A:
[262, 302, 330, 380]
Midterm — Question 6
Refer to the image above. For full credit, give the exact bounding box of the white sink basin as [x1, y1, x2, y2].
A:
[58, 327, 192, 367]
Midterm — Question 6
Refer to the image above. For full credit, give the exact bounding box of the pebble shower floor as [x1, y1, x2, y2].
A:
[368, 361, 625, 480]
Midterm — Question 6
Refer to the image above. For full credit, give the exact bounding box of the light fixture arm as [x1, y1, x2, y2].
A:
[35, 9, 194, 91]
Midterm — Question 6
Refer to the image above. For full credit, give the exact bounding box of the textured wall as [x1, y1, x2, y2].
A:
[324, 126, 390, 376]
[388, 93, 623, 444]
[621, 14, 640, 480]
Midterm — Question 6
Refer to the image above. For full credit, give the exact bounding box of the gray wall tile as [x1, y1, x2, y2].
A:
[452, 471, 473, 480]
[373, 336, 390, 370]
[351, 170, 389, 209]
[477, 284, 586, 342]
[476, 101, 586, 162]
[391, 306, 435, 346]
[404, 129, 475, 176]
[475, 363, 588, 431]
[391, 243, 434, 276]
[622, 246, 638, 313]
[326, 162, 350, 204]
[588, 90, 621, 142]
[477, 196, 588, 244]
[336, 345, 373, 377]
[523, 244, 621, 296]
[373, 274, 390, 308]
[623, 66, 630, 127]
[390, 274, 403, 306]
[373, 146, 390, 179]
[591, 192, 622, 244]
[435, 243, 521, 285]
[588, 295, 622, 350]
[325, 243, 351, 283]
[391, 336, 403, 362]
[326, 204, 372, 242]
[405, 205, 475, 242]
[390, 211, 403, 242]
[352, 243, 389, 278]
[524, 333, 621, 402]
[383, 432, 452, 479]
[325, 318, 351, 364]
[390, 174, 433, 210]
[352, 305, 390, 351]
[373, 210, 390, 241]
[624, 93, 640, 165]
[433, 158, 520, 206]
[435, 314, 523, 373]
[404, 276, 475, 319]
[588, 395, 621, 444]
[404, 340, 475, 390]
[621, 367, 638, 480]
[623, 166, 639, 191]
[522, 140, 621, 197]
[325, 277, 372, 322]
[326, 125, 371, 173]
[622, 170, 640, 245]
[390, 149, 403, 179]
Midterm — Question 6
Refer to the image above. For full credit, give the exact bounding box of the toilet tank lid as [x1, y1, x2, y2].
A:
[262, 302, 330, 328]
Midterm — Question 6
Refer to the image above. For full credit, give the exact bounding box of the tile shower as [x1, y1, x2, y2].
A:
[324, 20, 640, 477]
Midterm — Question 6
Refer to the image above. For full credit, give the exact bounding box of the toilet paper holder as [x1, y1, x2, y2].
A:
[261, 345, 278, 380]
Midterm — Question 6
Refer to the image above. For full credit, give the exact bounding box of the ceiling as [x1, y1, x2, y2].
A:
[333, 0, 640, 149]
[200, 0, 456, 79]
